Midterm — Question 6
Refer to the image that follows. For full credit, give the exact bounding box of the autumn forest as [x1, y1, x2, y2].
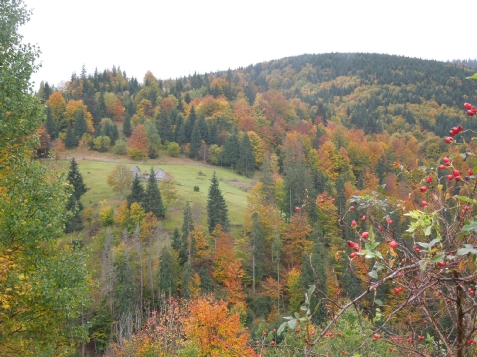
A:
[3, 1, 477, 356]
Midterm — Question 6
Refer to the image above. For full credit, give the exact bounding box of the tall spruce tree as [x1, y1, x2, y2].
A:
[179, 200, 194, 265]
[222, 131, 240, 169]
[171, 227, 181, 252]
[237, 131, 255, 177]
[197, 112, 209, 144]
[157, 109, 173, 144]
[123, 114, 132, 137]
[65, 158, 86, 232]
[184, 105, 197, 142]
[189, 120, 202, 159]
[74, 109, 88, 141]
[157, 247, 179, 297]
[207, 171, 229, 234]
[45, 105, 56, 138]
[127, 175, 144, 206]
[251, 211, 264, 294]
[143, 168, 165, 218]
[65, 122, 77, 148]
[208, 120, 219, 145]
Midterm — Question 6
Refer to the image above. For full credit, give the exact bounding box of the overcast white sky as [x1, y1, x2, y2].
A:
[20, 0, 477, 89]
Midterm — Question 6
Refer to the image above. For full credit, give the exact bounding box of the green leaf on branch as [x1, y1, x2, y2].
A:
[277, 322, 287, 336]
[456, 196, 477, 205]
[417, 238, 441, 249]
[467, 73, 477, 80]
[462, 220, 477, 233]
[457, 244, 477, 256]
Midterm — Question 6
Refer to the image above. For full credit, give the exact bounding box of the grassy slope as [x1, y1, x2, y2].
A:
[60, 150, 255, 235]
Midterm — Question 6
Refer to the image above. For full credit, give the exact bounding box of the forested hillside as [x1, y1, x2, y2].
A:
[21, 48, 477, 356]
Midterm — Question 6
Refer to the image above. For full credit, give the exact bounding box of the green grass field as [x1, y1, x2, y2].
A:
[57, 156, 255, 234]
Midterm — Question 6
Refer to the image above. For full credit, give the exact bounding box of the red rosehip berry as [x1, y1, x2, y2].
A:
[362, 215, 366, 220]
[468, 110, 475, 116]
[456, 176, 461, 181]
[447, 175, 454, 180]
[347, 241, 355, 248]
[389, 240, 398, 249]
[338, 333, 342, 337]
[445, 136, 453, 143]
[457, 125, 463, 132]
[350, 206, 355, 211]
[439, 164, 445, 170]
[414, 245, 421, 253]
[362, 231, 369, 239]
[378, 225, 384, 231]
[426, 176, 432, 183]
[351, 220, 357, 227]
[350, 252, 357, 258]
[443, 157, 450, 163]
[453, 170, 460, 177]
[464, 103, 473, 110]
[469, 169, 474, 175]
[319, 199, 324, 203]
[420, 186, 427, 192]
[437, 261, 446, 267]
[353, 243, 360, 252]
[407, 337, 412, 343]
[422, 200, 428, 207]
[271, 341, 275, 345]
[386, 218, 393, 224]
[295, 206, 300, 212]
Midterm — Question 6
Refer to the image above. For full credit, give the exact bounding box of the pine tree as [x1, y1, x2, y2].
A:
[65, 122, 78, 148]
[222, 131, 239, 169]
[74, 109, 88, 140]
[189, 120, 202, 159]
[171, 227, 181, 252]
[65, 158, 86, 232]
[123, 114, 132, 137]
[67, 158, 87, 200]
[237, 131, 255, 177]
[174, 113, 184, 143]
[127, 175, 144, 206]
[157, 109, 173, 144]
[208, 120, 219, 145]
[251, 211, 264, 293]
[180, 200, 194, 265]
[184, 105, 197, 142]
[207, 171, 229, 234]
[197, 112, 209, 144]
[143, 168, 165, 218]
[180, 260, 194, 298]
[157, 247, 179, 297]
[45, 106, 56, 139]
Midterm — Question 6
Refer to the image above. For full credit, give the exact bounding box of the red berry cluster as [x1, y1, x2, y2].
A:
[468, 287, 475, 296]
[394, 286, 403, 294]
[373, 333, 383, 342]
[468, 339, 477, 345]
[465, 102, 477, 116]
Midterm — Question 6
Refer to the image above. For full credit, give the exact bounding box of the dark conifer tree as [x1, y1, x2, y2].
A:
[208, 120, 219, 146]
[123, 115, 132, 137]
[142, 168, 165, 218]
[171, 227, 181, 252]
[157, 109, 173, 144]
[222, 131, 240, 169]
[127, 175, 144, 206]
[65, 158, 86, 233]
[157, 247, 178, 297]
[98, 91, 107, 119]
[180, 260, 194, 298]
[74, 110, 88, 141]
[237, 131, 255, 177]
[176, 122, 187, 146]
[179, 200, 194, 265]
[198, 267, 214, 293]
[65, 122, 77, 148]
[169, 107, 178, 126]
[189, 121, 202, 159]
[197, 113, 209, 144]
[45, 106, 55, 139]
[207, 171, 229, 234]
[184, 105, 197, 142]
[251, 211, 264, 293]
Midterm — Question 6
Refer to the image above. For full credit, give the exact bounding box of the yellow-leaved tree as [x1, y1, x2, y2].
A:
[0, 1, 91, 355]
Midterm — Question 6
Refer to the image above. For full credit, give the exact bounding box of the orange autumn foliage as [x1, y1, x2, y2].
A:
[184, 296, 257, 357]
